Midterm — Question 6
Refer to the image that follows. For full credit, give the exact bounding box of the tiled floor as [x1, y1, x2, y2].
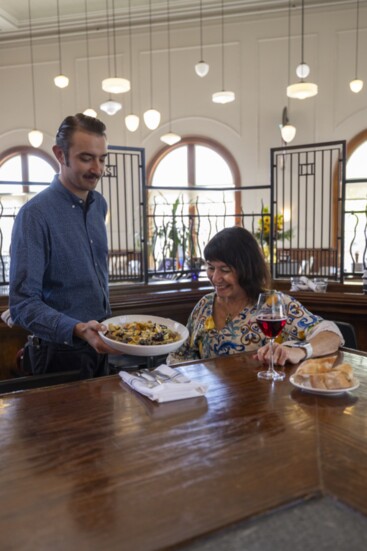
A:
[181, 497, 367, 551]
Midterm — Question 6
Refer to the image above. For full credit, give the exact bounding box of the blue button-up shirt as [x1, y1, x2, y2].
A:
[9, 176, 111, 345]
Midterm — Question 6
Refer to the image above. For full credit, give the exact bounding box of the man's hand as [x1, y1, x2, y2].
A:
[74, 320, 120, 354]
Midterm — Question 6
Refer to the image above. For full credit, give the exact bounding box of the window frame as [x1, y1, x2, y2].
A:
[0, 146, 58, 193]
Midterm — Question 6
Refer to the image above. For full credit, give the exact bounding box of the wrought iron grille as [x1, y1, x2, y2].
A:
[270, 141, 346, 282]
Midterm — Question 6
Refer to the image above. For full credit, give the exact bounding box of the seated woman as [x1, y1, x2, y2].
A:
[167, 226, 343, 366]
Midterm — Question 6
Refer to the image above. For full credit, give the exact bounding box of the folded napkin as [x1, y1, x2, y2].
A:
[119, 364, 208, 403]
[1, 309, 14, 328]
[290, 276, 318, 292]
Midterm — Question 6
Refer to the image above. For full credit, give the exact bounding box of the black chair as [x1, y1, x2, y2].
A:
[333, 321, 358, 349]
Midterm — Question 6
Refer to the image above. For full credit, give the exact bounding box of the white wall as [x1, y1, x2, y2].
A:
[0, 3, 366, 189]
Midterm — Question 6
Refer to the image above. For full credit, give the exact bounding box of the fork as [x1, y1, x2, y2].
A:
[131, 371, 159, 387]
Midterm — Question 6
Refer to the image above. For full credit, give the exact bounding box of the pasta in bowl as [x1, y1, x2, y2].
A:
[99, 315, 189, 356]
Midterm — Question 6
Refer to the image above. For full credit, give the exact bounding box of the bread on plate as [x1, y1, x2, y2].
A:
[294, 356, 354, 390]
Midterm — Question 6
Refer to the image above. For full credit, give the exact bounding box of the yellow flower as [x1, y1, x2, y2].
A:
[204, 316, 215, 330]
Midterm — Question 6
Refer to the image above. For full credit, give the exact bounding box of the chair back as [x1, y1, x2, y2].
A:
[334, 321, 358, 349]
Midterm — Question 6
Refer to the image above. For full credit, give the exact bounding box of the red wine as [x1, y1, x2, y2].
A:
[256, 317, 287, 338]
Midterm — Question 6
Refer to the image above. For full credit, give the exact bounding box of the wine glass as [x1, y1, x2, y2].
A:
[256, 291, 287, 381]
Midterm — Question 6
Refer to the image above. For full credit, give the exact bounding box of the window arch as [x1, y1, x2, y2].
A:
[146, 136, 242, 275]
[0, 147, 57, 277]
[343, 130, 367, 274]
[0, 146, 58, 194]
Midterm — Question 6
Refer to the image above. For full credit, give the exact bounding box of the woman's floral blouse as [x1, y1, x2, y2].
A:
[167, 291, 341, 364]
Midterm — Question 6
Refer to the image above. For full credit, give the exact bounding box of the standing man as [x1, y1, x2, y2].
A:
[9, 113, 117, 378]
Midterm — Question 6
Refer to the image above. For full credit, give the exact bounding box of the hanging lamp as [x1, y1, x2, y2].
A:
[280, 2, 296, 144]
[101, 0, 130, 94]
[27, 0, 43, 148]
[195, 0, 209, 77]
[350, 0, 363, 93]
[143, 0, 161, 129]
[125, 0, 140, 132]
[287, 0, 317, 100]
[83, 0, 97, 117]
[160, 0, 181, 145]
[212, 0, 235, 104]
[54, 0, 69, 88]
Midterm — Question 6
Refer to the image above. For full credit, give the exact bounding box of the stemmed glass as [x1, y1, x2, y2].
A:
[256, 291, 287, 381]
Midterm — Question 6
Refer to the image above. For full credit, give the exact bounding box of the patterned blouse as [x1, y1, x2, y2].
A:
[167, 291, 342, 365]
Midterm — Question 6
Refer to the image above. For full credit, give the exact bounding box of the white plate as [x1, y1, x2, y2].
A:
[99, 315, 189, 356]
[289, 374, 360, 396]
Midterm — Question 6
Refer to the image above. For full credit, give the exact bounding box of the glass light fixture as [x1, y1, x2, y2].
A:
[350, 78, 364, 93]
[280, 124, 296, 143]
[287, 0, 317, 100]
[195, 61, 209, 77]
[54, 74, 69, 88]
[280, 107, 296, 144]
[82, 0, 96, 118]
[143, 108, 161, 130]
[83, 108, 97, 118]
[102, 77, 130, 94]
[28, 129, 44, 148]
[124, 0, 140, 132]
[54, 0, 69, 88]
[296, 62, 310, 79]
[287, 81, 317, 100]
[144, 0, 161, 129]
[102, 0, 130, 95]
[27, 0, 43, 149]
[195, 0, 209, 77]
[160, 0, 181, 145]
[125, 114, 140, 132]
[160, 132, 181, 146]
[100, 99, 122, 115]
[212, 0, 235, 104]
[212, 91, 235, 104]
[350, 0, 363, 93]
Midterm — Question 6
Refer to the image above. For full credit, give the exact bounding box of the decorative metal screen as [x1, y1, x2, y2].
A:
[98, 146, 146, 283]
[270, 141, 346, 282]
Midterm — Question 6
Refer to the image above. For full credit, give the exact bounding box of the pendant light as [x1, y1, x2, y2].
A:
[100, 0, 122, 115]
[54, 0, 69, 88]
[287, 0, 317, 100]
[125, 0, 140, 132]
[350, 0, 364, 93]
[100, 99, 122, 115]
[83, 0, 97, 117]
[195, 0, 209, 77]
[280, 2, 296, 144]
[27, 0, 43, 148]
[101, 0, 130, 95]
[280, 107, 296, 143]
[160, 0, 181, 145]
[143, 0, 161, 130]
[212, 0, 235, 104]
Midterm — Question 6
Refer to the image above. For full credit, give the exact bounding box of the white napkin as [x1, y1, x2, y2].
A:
[119, 364, 208, 403]
[290, 276, 317, 292]
[1, 308, 14, 327]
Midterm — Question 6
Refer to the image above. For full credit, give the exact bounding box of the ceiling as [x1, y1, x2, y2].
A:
[0, 0, 358, 41]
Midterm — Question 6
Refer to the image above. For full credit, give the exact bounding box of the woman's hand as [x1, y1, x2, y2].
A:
[254, 342, 306, 366]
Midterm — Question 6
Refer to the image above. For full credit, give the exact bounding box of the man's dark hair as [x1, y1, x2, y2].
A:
[55, 113, 107, 164]
[204, 226, 271, 302]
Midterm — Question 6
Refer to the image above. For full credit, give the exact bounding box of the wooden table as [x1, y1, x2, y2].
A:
[0, 350, 366, 550]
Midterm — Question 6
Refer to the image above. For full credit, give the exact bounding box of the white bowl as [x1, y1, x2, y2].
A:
[99, 315, 189, 356]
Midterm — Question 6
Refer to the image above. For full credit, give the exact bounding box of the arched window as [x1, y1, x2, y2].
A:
[344, 131, 367, 274]
[146, 137, 241, 275]
[0, 147, 57, 194]
[0, 147, 57, 277]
